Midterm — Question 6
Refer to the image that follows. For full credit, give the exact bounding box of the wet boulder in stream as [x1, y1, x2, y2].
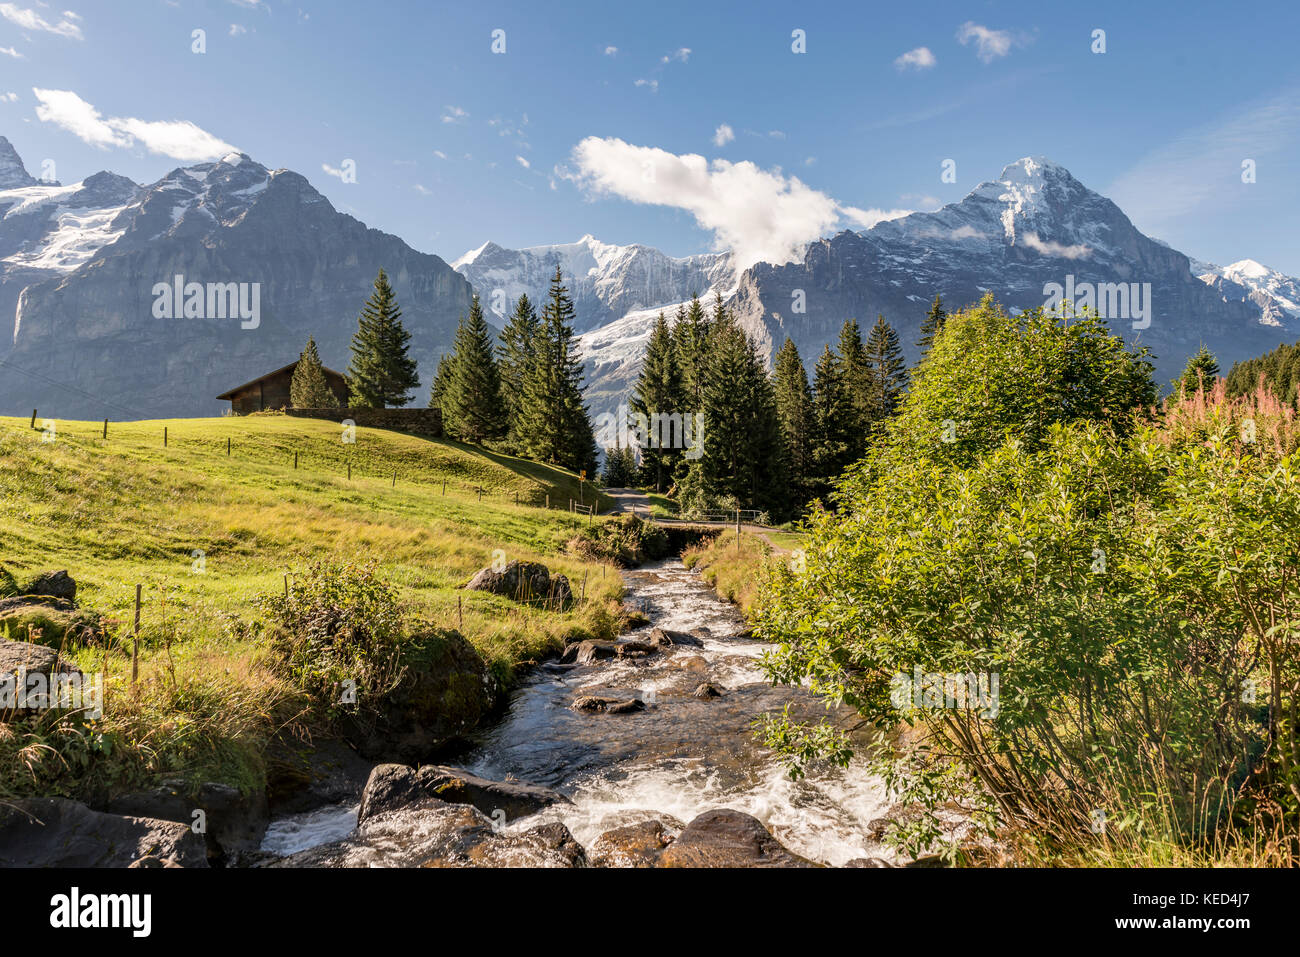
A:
[648, 627, 705, 649]
[656, 809, 815, 868]
[275, 802, 586, 868]
[358, 763, 571, 825]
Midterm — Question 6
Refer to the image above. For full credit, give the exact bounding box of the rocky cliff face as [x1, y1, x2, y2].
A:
[0, 145, 473, 419]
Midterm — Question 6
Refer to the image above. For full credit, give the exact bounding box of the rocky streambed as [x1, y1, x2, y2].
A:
[259, 559, 900, 867]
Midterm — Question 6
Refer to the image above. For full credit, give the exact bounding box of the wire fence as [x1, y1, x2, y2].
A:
[4, 414, 610, 515]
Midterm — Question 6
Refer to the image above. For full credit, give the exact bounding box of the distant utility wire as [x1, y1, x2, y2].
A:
[0, 357, 157, 422]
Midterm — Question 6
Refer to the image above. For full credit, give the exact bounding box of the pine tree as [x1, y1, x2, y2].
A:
[771, 337, 816, 505]
[442, 294, 507, 444]
[692, 320, 788, 518]
[674, 295, 711, 412]
[429, 354, 453, 414]
[864, 314, 909, 424]
[290, 336, 339, 408]
[837, 317, 871, 460]
[918, 293, 948, 356]
[812, 344, 856, 486]
[515, 267, 598, 474]
[1179, 344, 1221, 396]
[601, 445, 637, 487]
[631, 312, 684, 492]
[347, 267, 419, 407]
[497, 293, 540, 442]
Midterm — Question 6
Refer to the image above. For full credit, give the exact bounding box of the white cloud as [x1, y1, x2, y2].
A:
[894, 46, 936, 71]
[515, 155, 530, 168]
[441, 105, 468, 124]
[0, 92, 18, 102]
[956, 22, 1016, 63]
[229, 24, 247, 37]
[713, 124, 734, 147]
[413, 184, 432, 196]
[564, 136, 910, 270]
[634, 78, 658, 92]
[604, 45, 618, 56]
[1021, 232, 1091, 259]
[33, 88, 236, 161]
[0, 46, 21, 58]
[0, 3, 83, 39]
[321, 162, 346, 179]
[661, 47, 690, 63]
[1107, 88, 1300, 231]
[839, 204, 913, 229]
[433, 149, 448, 160]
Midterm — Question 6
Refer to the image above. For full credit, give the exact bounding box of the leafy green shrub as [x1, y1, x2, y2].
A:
[757, 422, 1298, 857]
[571, 514, 670, 567]
[895, 293, 1157, 467]
[260, 560, 406, 722]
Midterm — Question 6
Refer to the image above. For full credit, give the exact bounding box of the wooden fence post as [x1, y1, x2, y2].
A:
[132, 584, 141, 685]
[294, 452, 298, 469]
[457, 595, 463, 631]
[103, 419, 108, 439]
[30, 409, 36, 429]
[227, 436, 231, 456]
[163, 427, 168, 448]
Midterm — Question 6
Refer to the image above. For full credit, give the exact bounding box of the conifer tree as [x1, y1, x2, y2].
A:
[347, 267, 419, 407]
[864, 314, 909, 424]
[429, 354, 453, 415]
[674, 295, 711, 412]
[631, 312, 684, 492]
[1179, 344, 1221, 396]
[837, 317, 871, 460]
[290, 336, 339, 408]
[693, 320, 788, 517]
[771, 337, 816, 505]
[601, 445, 637, 487]
[812, 344, 857, 485]
[515, 267, 598, 474]
[442, 294, 506, 444]
[497, 293, 540, 441]
[918, 293, 948, 356]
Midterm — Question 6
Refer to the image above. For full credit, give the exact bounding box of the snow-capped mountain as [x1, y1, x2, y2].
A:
[727, 157, 1288, 380]
[453, 234, 733, 331]
[562, 156, 1299, 424]
[0, 135, 142, 351]
[1194, 258, 1300, 327]
[0, 139, 472, 418]
[0, 135, 39, 190]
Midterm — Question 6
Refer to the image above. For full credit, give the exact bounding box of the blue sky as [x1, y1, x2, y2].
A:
[3, 0, 1300, 273]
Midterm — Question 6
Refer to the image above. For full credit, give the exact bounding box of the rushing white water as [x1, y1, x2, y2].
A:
[463, 559, 896, 866]
[260, 803, 358, 856]
[262, 559, 897, 866]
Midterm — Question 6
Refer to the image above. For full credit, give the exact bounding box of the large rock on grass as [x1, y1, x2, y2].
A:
[465, 560, 572, 608]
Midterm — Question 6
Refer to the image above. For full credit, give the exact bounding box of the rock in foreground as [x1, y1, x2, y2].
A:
[656, 809, 814, 868]
[0, 798, 209, 868]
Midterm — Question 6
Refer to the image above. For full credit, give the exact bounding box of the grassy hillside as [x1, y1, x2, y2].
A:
[0, 414, 624, 799]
